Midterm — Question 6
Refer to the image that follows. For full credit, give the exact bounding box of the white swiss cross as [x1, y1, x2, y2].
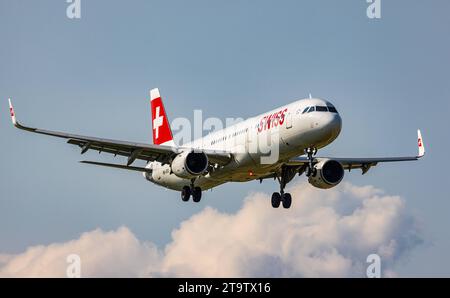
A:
[153, 106, 164, 139]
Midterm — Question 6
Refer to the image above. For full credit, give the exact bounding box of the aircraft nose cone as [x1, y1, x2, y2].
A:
[321, 113, 342, 140]
[330, 113, 342, 135]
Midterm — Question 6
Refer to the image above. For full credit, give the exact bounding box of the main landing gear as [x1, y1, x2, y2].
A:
[271, 192, 292, 209]
[271, 147, 318, 209]
[181, 179, 202, 203]
[271, 165, 296, 209]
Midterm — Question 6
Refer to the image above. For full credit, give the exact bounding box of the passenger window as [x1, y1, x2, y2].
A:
[316, 106, 328, 112]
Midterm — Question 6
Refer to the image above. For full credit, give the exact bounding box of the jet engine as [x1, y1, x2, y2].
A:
[171, 150, 209, 179]
[308, 159, 344, 189]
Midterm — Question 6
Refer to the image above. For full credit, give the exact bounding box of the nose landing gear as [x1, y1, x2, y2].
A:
[304, 147, 318, 177]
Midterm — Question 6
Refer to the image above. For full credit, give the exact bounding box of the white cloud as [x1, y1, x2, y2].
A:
[0, 227, 161, 277]
[0, 182, 422, 277]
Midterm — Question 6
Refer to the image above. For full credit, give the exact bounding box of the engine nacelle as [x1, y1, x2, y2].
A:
[171, 150, 209, 179]
[308, 159, 344, 189]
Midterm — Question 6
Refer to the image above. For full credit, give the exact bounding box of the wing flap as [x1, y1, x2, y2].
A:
[66, 139, 167, 161]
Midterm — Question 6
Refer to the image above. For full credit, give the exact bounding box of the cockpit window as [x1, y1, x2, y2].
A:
[327, 106, 338, 113]
[303, 104, 338, 114]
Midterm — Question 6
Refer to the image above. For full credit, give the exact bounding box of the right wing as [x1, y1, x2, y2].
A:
[287, 130, 425, 174]
[8, 98, 232, 168]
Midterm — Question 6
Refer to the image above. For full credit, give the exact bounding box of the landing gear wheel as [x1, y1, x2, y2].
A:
[271, 192, 281, 208]
[192, 187, 202, 203]
[282, 193, 292, 209]
[181, 186, 191, 202]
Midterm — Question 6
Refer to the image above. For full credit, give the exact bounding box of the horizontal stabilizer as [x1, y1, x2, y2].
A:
[80, 161, 152, 173]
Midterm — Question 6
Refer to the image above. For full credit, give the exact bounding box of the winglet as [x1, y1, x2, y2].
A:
[7, 98, 35, 132]
[8, 98, 17, 126]
[417, 129, 425, 158]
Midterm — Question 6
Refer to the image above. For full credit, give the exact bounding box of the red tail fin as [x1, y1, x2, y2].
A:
[150, 88, 174, 146]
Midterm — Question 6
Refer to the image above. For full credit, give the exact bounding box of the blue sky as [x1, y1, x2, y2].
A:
[1, 0, 449, 276]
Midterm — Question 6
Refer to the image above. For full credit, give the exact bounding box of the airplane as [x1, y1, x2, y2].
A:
[8, 89, 425, 209]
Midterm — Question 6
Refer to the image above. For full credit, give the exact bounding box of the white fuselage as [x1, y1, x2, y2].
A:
[145, 98, 342, 191]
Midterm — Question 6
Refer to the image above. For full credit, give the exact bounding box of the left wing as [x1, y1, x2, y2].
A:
[8, 98, 232, 167]
[287, 130, 425, 174]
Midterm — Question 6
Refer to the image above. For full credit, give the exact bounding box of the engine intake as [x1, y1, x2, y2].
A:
[308, 159, 344, 189]
[171, 151, 209, 179]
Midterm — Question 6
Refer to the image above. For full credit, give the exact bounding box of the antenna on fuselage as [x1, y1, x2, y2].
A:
[309, 93, 312, 99]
